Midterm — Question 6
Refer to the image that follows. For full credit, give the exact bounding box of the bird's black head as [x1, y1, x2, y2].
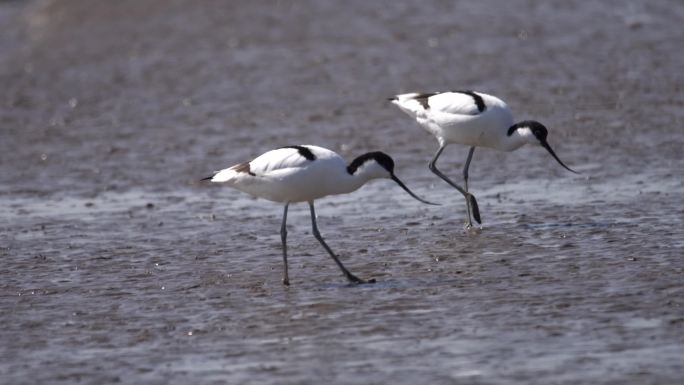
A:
[508, 120, 548, 142]
[347, 151, 438, 205]
[508, 120, 578, 174]
[526, 120, 548, 142]
[347, 151, 394, 175]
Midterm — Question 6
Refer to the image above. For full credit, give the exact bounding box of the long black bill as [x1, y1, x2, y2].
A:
[391, 175, 440, 205]
[541, 140, 579, 174]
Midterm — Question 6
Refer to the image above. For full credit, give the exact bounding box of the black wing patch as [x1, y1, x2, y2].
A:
[412, 92, 438, 109]
[233, 162, 256, 176]
[200, 161, 255, 181]
[453, 90, 486, 113]
[280, 145, 316, 161]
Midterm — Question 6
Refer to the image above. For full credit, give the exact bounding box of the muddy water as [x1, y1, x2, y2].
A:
[1, 0, 683, 384]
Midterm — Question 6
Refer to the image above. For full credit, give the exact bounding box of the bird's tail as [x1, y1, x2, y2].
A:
[201, 169, 235, 183]
[388, 92, 430, 116]
[201, 162, 252, 183]
[388, 93, 417, 103]
[389, 92, 431, 102]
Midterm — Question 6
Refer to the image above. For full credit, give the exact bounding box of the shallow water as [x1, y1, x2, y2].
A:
[1, 0, 684, 384]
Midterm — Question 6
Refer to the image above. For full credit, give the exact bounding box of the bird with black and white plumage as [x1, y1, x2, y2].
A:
[389, 90, 578, 228]
[202, 145, 437, 285]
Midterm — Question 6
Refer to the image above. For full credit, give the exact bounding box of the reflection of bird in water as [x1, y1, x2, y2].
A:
[390, 90, 578, 228]
[203, 145, 437, 285]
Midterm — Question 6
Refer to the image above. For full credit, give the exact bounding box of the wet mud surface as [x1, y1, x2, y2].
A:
[1, 1, 684, 384]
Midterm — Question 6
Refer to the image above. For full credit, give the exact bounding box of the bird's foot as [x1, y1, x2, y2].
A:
[464, 222, 478, 232]
[464, 221, 483, 233]
[282, 277, 290, 286]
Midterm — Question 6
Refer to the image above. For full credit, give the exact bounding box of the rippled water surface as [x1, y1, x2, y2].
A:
[1, 1, 683, 384]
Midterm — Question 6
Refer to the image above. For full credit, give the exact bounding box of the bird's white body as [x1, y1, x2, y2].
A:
[390, 90, 577, 227]
[391, 91, 528, 151]
[209, 146, 384, 203]
[204, 144, 435, 284]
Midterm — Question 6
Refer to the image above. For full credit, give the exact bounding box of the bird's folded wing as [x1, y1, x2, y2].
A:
[426, 92, 482, 116]
[248, 147, 313, 175]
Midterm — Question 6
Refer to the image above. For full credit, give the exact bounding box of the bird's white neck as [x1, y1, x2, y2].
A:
[499, 126, 535, 151]
[342, 170, 378, 193]
[340, 163, 388, 194]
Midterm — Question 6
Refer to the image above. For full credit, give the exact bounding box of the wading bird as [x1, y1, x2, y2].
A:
[390, 90, 577, 228]
[203, 145, 437, 285]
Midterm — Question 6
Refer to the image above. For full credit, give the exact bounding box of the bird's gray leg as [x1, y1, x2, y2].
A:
[428, 145, 480, 227]
[280, 203, 290, 285]
[462, 146, 481, 224]
[308, 201, 364, 284]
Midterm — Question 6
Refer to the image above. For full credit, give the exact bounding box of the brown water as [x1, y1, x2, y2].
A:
[1, 1, 683, 384]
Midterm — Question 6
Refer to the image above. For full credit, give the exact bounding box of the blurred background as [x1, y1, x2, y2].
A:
[1, 1, 683, 384]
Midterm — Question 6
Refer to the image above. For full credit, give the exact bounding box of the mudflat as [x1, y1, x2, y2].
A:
[1, 1, 683, 384]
